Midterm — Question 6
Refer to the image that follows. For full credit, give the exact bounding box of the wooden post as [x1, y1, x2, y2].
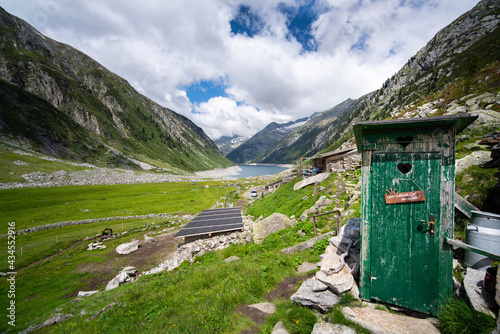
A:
[314, 182, 319, 197]
[299, 158, 303, 179]
[336, 211, 341, 236]
[312, 216, 317, 237]
[337, 182, 345, 196]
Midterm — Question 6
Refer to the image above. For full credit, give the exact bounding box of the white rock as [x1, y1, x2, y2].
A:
[271, 321, 290, 334]
[116, 240, 140, 255]
[247, 302, 276, 315]
[297, 262, 318, 274]
[252, 213, 296, 244]
[316, 245, 354, 294]
[312, 323, 356, 334]
[342, 306, 440, 334]
[77, 290, 99, 297]
[291, 278, 340, 312]
[223, 256, 240, 263]
[105, 272, 130, 291]
[121, 266, 138, 276]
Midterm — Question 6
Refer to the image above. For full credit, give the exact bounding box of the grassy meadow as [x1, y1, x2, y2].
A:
[0, 152, 495, 333]
[0, 169, 355, 333]
[0, 181, 235, 271]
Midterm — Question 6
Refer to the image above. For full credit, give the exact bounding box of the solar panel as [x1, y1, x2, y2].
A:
[174, 207, 244, 238]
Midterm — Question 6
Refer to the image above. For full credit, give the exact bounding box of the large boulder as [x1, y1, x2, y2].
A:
[291, 278, 340, 312]
[252, 213, 296, 244]
[294, 173, 331, 190]
[342, 306, 440, 334]
[463, 267, 498, 317]
[116, 240, 140, 255]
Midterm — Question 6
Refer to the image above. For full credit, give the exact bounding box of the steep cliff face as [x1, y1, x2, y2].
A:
[0, 7, 232, 172]
[261, 0, 500, 163]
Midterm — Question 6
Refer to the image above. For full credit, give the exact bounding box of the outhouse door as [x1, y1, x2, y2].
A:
[370, 152, 442, 314]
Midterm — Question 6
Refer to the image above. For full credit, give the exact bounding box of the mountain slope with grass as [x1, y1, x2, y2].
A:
[0, 7, 232, 172]
[261, 0, 500, 163]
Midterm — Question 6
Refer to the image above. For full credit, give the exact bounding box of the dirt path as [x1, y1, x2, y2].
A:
[236, 273, 316, 334]
[71, 231, 181, 296]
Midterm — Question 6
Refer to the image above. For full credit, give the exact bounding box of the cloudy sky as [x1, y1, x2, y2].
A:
[1, 0, 478, 139]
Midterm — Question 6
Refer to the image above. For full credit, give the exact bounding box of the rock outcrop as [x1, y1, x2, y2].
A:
[290, 278, 340, 312]
[116, 240, 140, 255]
[144, 231, 251, 275]
[252, 213, 297, 244]
[291, 218, 361, 311]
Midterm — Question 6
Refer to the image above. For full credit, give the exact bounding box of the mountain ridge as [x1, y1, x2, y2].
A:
[255, 0, 500, 163]
[226, 116, 312, 163]
[0, 7, 232, 172]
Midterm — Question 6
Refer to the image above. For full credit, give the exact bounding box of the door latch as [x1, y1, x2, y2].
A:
[417, 214, 435, 237]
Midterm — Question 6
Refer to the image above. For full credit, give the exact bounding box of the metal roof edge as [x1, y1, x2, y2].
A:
[353, 113, 479, 152]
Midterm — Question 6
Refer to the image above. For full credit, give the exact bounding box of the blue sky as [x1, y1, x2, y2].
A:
[0, 0, 479, 139]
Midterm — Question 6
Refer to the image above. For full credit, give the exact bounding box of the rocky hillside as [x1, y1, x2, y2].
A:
[0, 7, 232, 172]
[261, 0, 500, 164]
[260, 99, 356, 163]
[226, 116, 311, 163]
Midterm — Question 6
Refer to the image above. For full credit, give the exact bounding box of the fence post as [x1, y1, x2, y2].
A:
[312, 216, 317, 237]
[337, 182, 345, 196]
[336, 211, 341, 236]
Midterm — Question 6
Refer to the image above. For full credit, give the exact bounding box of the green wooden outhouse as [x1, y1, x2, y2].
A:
[353, 114, 477, 315]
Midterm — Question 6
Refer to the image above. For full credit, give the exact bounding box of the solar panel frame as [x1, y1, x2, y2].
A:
[174, 207, 244, 238]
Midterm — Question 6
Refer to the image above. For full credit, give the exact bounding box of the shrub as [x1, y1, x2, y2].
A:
[313, 238, 330, 254]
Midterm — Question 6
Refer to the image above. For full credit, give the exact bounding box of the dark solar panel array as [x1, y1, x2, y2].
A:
[174, 207, 243, 238]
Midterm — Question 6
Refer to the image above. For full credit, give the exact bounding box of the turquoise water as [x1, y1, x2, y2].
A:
[228, 165, 289, 178]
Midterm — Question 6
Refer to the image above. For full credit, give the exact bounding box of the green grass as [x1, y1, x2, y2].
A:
[247, 173, 343, 220]
[455, 165, 499, 212]
[1, 218, 174, 271]
[0, 146, 89, 183]
[1, 225, 321, 333]
[0, 181, 232, 230]
[438, 298, 496, 334]
[0, 181, 233, 270]
[0, 224, 179, 333]
[260, 299, 317, 334]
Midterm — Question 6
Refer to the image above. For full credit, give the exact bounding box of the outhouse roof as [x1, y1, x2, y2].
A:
[353, 113, 478, 152]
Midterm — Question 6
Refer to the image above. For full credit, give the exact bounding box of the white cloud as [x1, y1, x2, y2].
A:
[0, 0, 479, 140]
[191, 97, 291, 139]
